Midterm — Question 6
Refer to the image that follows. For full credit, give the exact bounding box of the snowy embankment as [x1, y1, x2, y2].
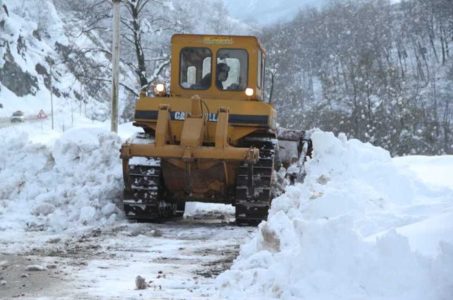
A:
[216, 130, 453, 300]
[0, 126, 124, 238]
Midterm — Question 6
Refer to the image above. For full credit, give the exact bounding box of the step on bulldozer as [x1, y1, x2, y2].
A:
[120, 34, 312, 225]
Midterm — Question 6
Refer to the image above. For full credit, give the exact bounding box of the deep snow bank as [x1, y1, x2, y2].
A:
[216, 130, 453, 300]
[0, 128, 123, 233]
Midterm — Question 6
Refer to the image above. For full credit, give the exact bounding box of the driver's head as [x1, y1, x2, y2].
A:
[217, 63, 229, 81]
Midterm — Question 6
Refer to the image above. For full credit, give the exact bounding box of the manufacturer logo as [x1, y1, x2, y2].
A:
[173, 112, 218, 122]
[203, 37, 234, 45]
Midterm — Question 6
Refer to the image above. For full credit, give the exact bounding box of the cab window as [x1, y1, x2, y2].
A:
[180, 47, 212, 90]
[216, 49, 248, 91]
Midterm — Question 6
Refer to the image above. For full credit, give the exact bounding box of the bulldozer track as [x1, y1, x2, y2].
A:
[123, 161, 162, 220]
[235, 136, 277, 225]
[122, 134, 183, 221]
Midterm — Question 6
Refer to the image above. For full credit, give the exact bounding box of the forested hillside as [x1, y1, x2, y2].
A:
[1, 0, 451, 155]
[261, 0, 453, 155]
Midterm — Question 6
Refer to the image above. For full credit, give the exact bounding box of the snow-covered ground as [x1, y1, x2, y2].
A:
[216, 131, 453, 300]
[0, 121, 452, 299]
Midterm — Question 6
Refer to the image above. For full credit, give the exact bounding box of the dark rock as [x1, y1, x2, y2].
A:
[32, 29, 42, 41]
[135, 275, 147, 290]
[0, 45, 39, 97]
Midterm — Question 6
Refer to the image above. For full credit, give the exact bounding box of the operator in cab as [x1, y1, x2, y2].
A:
[199, 63, 230, 89]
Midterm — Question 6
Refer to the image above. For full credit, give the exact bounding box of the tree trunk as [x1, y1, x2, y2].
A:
[129, 2, 148, 92]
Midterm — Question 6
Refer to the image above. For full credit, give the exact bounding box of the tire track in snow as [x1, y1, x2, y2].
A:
[1, 211, 254, 299]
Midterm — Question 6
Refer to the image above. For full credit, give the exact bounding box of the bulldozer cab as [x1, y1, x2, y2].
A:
[170, 34, 265, 101]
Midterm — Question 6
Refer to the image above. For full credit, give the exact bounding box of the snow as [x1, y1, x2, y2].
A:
[215, 130, 453, 300]
[394, 155, 453, 188]
[0, 121, 451, 299]
[0, 126, 123, 234]
[0, 118, 452, 299]
[185, 202, 235, 217]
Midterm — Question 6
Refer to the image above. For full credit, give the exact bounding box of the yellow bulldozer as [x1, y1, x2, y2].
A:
[120, 34, 312, 225]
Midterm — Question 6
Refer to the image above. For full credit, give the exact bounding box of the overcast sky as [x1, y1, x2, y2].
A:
[222, 0, 326, 25]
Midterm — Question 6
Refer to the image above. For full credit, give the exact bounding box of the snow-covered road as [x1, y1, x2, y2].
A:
[0, 206, 253, 299]
[0, 117, 11, 128]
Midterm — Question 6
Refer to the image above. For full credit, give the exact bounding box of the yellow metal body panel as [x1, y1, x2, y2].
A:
[155, 104, 172, 147]
[181, 118, 204, 148]
[121, 143, 258, 162]
[134, 96, 277, 144]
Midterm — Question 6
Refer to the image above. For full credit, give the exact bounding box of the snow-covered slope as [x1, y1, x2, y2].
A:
[0, 1, 130, 123]
[216, 130, 453, 300]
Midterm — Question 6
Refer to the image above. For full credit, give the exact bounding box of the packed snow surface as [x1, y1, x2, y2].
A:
[216, 130, 453, 300]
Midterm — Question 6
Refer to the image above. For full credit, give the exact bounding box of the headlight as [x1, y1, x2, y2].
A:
[154, 83, 166, 96]
[245, 88, 254, 97]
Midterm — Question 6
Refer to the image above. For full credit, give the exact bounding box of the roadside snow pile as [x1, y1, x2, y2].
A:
[0, 128, 123, 233]
[216, 130, 453, 300]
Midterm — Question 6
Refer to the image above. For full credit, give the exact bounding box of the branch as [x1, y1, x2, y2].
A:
[120, 19, 135, 32]
[137, 0, 152, 15]
[75, 74, 139, 97]
[120, 82, 139, 97]
[144, 59, 170, 90]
